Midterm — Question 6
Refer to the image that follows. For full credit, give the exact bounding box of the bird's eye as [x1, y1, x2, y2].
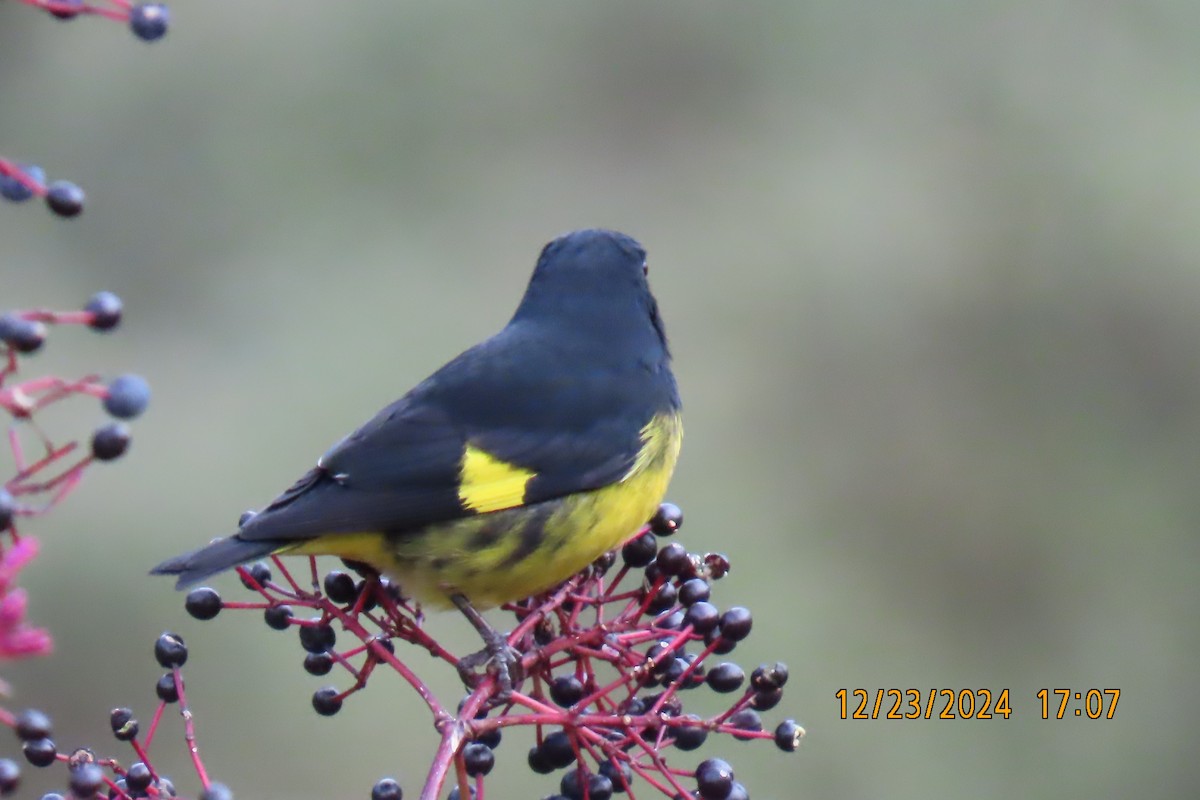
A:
[642, 261, 649, 276]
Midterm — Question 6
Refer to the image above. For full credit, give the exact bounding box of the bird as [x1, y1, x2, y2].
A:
[151, 228, 682, 695]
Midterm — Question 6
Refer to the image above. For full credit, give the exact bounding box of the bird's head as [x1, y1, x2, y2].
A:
[513, 229, 668, 357]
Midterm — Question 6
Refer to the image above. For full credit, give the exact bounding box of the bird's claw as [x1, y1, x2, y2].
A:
[457, 636, 524, 704]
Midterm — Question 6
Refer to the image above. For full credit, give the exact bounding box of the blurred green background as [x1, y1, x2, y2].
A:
[2, 1, 1197, 798]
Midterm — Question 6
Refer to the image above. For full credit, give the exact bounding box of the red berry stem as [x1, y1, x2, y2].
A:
[170, 667, 214, 790]
[143, 698, 168, 749]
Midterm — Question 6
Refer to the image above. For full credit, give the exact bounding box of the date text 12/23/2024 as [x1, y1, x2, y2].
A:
[835, 688, 1121, 720]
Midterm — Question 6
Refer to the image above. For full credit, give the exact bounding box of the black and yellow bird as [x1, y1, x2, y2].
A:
[152, 228, 682, 692]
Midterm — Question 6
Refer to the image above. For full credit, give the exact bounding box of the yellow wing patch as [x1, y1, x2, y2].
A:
[623, 411, 683, 482]
[459, 444, 536, 513]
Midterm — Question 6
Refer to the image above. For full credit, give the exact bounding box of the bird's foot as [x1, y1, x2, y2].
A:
[451, 592, 525, 704]
[457, 634, 524, 704]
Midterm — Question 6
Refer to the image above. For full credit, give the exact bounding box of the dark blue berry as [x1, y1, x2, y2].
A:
[264, 604, 293, 630]
[650, 502, 682, 536]
[371, 636, 395, 656]
[727, 708, 762, 740]
[156, 672, 179, 703]
[110, 708, 138, 741]
[356, 580, 379, 612]
[240, 561, 271, 590]
[129, 3, 169, 40]
[323, 570, 357, 604]
[474, 726, 501, 750]
[751, 687, 783, 710]
[646, 581, 677, 613]
[371, 778, 402, 800]
[677, 578, 710, 606]
[154, 632, 187, 668]
[312, 686, 342, 716]
[303, 651, 334, 676]
[684, 601, 719, 635]
[705, 663, 743, 693]
[704, 625, 737, 655]
[527, 745, 554, 774]
[14, 709, 52, 741]
[646, 640, 678, 671]
[655, 542, 689, 575]
[657, 609, 685, 631]
[21, 738, 55, 767]
[69, 763, 104, 797]
[0, 758, 19, 794]
[84, 291, 122, 331]
[592, 549, 617, 574]
[598, 759, 631, 793]
[582, 773, 613, 800]
[0, 164, 43, 202]
[185, 588, 222, 620]
[660, 657, 688, 686]
[299, 620, 336, 653]
[774, 719, 803, 752]
[550, 675, 584, 707]
[695, 758, 734, 800]
[718, 608, 752, 642]
[103, 374, 150, 419]
[45, 181, 84, 217]
[619, 696, 646, 715]
[561, 769, 612, 800]
[91, 422, 131, 461]
[539, 731, 575, 769]
[462, 742, 493, 776]
[621, 532, 657, 567]
[0, 315, 45, 353]
[559, 767, 609, 800]
[673, 721, 707, 751]
[126, 762, 152, 793]
[727, 783, 748, 800]
[750, 662, 788, 692]
[679, 653, 706, 688]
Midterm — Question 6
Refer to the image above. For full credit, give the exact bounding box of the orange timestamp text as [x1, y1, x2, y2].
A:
[836, 688, 1012, 719]
[836, 688, 1121, 719]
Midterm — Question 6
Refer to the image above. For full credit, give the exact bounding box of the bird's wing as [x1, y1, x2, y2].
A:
[235, 332, 667, 545]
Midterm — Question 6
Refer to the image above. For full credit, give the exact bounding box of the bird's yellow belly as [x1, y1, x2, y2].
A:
[396, 474, 667, 607]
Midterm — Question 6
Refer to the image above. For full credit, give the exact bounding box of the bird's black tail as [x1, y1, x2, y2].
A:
[150, 536, 278, 589]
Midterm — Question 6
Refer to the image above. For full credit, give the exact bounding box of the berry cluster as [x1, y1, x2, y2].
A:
[180, 503, 804, 799]
[1, 631, 233, 799]
[1, 293, 149, 657]
[1, 293, 149, 470]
